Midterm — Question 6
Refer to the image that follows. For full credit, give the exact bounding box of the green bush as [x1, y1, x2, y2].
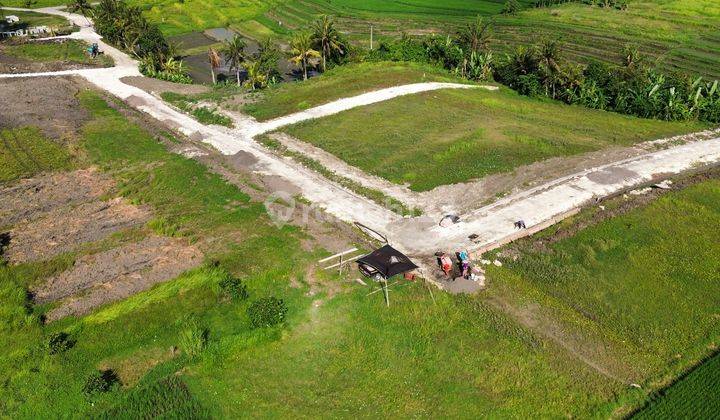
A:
[47, 331, 73, 354]
[218, 275, 249, 301]
[83, 370, 119, 396]
[179, 319, 208, 359]
[100, 376, 208, 418]
[247, 297, 288, 329]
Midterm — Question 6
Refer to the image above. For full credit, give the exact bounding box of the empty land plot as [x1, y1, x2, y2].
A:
[283, 87, 703, 191]
[241, 62, 468, 121]
[487, 177, 720, 394]
[0, 168, 113, 228]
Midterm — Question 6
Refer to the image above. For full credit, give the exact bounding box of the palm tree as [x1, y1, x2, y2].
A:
[537, 39, 563, 98]
[66, 0, 93, 25]
[222, 35, 247, 86]
[208, 47, 221, 85]
[311, 15, 345, 72]
[456, 16, 492, 56]
[290, 31, 320, 81]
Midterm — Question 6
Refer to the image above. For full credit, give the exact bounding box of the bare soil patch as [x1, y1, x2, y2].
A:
[35, 235, 202, 321]
[4, 197, 151, 263]
[0, 76, 89, 140]
[121, 76, 209, 96]
[0, 168, 114, 228]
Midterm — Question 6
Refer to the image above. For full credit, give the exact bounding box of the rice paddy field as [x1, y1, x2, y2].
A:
[636, 351, 720, 418]
[485, 176, 720, 416]
[4, 0, 719, 78]
[281, 84, 703, 191]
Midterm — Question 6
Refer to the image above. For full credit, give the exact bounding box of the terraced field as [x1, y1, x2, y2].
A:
[252, 0, 720, 79]
[4, 0, 719, 78]
[491, 1, 720, 80]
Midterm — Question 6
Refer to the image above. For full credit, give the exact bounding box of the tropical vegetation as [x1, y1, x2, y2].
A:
[289, 31, 319, 81]
[365, 23, 720, 123]
[92, 0, 191, 83]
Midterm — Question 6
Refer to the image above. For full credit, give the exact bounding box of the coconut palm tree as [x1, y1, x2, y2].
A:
[208, 47, 221, 85]
[222, 35, 247, 86]
[537, 39, 563, 98]
[66, 0, 93, 25]
[290, 31, 320, 81]
[456, 16, 492, 56]
[311, 15, 345, 72]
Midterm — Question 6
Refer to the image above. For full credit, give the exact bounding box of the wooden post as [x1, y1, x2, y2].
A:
[370, 25, 374, 50]
[382, 278, 390, 307]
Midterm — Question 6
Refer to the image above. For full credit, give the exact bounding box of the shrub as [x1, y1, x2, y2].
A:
[83, 369, 119, 396]
[179, 319, 208, 359]
[218, 275, 249, 301]
[247, 297, 288, 329]
[47, 331, 74, 354]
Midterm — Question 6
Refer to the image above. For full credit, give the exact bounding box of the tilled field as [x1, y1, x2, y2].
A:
[35, 236, 203, 321]
[0, 166, 204, 320]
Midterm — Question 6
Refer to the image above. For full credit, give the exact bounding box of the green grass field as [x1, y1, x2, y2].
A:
[185, 284, 625, 418]
[2, 40, 114, 67]
[282, 86, 703, 191]
[0, 89, 318, 416]
[0, 126, 73, 183]
[488, 178, 720, 396]
[1, 88, 635, 418]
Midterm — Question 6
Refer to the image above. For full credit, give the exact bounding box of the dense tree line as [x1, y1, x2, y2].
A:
[532, 0, 628, 10]
[363, 18, 720, 123]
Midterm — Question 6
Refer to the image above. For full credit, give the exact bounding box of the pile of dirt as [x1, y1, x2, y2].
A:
[0, 168, 114, 228]
[0, 76, 89, 140]
[34, 236, 203, 321]
[4, 197, 151, 263]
